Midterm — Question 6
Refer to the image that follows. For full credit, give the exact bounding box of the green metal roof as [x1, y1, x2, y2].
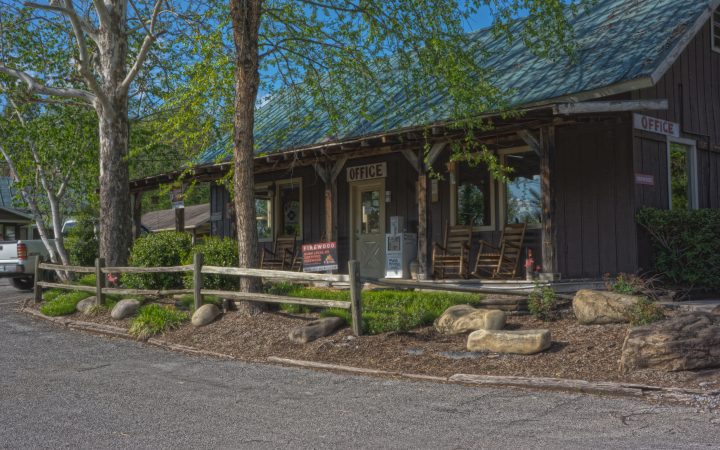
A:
[199, 0, 716, 164]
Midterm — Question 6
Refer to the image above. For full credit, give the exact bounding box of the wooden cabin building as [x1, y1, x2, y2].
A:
[130, 0, 720, 281]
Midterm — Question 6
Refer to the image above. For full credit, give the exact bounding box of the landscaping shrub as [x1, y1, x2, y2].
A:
[276, 284, 484, 334]
[64, 217, 98, 267]
[175, 294, 223, 311]
[40, 291, 92, 316]
[183, 237, 239, 291]
[42, 288, 64, 303]
[604, 273, 638, 295]
[528, 284, 557, 321]
[123, 232, 193, 290]
[128, 304, 189, 340]
[637, 208, 720, 290]
[625, 298, 665, 326]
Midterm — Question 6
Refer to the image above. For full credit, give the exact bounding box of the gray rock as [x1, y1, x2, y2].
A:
[191, 304, 221, 327]
[110, 299, 140, 320]
[76, 296, 97, 314]
[467, 329, 551, 355]
[434, 305, 506, 334]
[620, 312, 720, 372]
[573, 289, 642, 325]
[289, 317, 345, 344]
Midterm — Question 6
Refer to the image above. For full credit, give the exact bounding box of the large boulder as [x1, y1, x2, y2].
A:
[467, 329, 551, 355]
[620, 312, 720, 372]
[434, 305, 506, 334]
[110, 299, 140, 320]
[289, 317, 345, 344]
[191, 304, 221, 327]
[573, 289, 642, 325]
[76, 296, 97, 314]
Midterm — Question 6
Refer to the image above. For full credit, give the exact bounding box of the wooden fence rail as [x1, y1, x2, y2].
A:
[34, 255, 364, 336]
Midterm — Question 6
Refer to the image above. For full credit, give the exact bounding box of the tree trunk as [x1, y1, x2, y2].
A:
[230, 0, 263, 311]
[97, 2, 132, 268]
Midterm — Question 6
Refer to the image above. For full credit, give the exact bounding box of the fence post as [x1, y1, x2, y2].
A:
[34, 256, 43, 303]
[95, 258, 105, 306]
[193, 252, 204, 310]
[349, 260, 363, 336]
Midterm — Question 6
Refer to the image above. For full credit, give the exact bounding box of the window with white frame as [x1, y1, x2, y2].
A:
[452, 161, 494, 229]
[255, 178, 303, 240]
[502, 149, 542, 227]
[713, 8, 720, 53]
[667, 140, 698, 210]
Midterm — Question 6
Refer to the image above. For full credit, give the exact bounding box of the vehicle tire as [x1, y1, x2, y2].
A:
[11, 277, 34, 291]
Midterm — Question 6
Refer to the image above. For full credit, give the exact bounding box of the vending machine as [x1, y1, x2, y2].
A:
[385, 217, 417, 279]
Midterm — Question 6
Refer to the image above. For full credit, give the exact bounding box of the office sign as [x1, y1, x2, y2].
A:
[346, 162, 387, 182]
[633, 113, 680, 138]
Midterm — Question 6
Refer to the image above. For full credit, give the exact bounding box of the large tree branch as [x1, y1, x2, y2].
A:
[91, 0, 111, 28]
[0, 64, 96, 103]
[24, 1, 99, 42]
[120, 0, 163, 93]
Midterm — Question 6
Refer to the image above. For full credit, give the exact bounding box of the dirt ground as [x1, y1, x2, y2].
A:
[46, 301, 720, 391]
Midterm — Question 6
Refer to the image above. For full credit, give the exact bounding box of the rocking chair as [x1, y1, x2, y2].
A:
[432, 222, 473, 279]
[473, 223, 527, 279]
[260, 234, 298, 271]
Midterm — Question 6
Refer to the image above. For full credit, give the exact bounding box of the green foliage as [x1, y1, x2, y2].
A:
[637, 208, 720, 289]
[604, 273, 638, 295]
[176, 294, 222, 311]
[272, 284, 484, 334]
[626, 298, 665, 326]
[39, 291, 92, 317]
[123, 232, 193, 290]
[183, 237, 239, 291]
[42, 289, 64, 303]
[528, 284, 557, 321]
[65, 217, 99, 267]
[74, 274, 97, 287]
[128, 304, 189, 340]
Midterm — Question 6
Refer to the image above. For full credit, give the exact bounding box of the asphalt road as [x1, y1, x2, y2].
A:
[1, 279, 719, 449]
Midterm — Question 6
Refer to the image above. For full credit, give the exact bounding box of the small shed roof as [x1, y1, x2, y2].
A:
[0, 206, 33, 223]
[141, 203, 210, 232]
[198, 0, 718, 164]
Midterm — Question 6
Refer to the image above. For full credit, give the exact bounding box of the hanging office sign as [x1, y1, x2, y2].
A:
[346, 162, 387, 182]
[633, 114, 680, 138]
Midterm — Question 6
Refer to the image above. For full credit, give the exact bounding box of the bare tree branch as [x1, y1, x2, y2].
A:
[24, 1, 98, 41]
[120, 0, 164, 94]
[0, 63, 96, 103]
[91, 0, 111, 28]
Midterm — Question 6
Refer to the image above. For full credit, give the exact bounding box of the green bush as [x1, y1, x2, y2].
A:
[626, 298, 665, 326]
[528, 284, 557, 321]
[64, 217, 98, 267]
[175, 294, 223, 311]
[183, 237, 239, 291]
[123, 232, 193, 290]
[40, 291, 92, 316]
[276, 284, 484, 334]
[128, 304, 189, 340]
[637, 208, 720, 290]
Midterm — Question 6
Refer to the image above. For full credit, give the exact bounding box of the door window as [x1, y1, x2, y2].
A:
[668, 142, 697, 210]
[504, 150, 541, 226]
[360, 190, 381, 234]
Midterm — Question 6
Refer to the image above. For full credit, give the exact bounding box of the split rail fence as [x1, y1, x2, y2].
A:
[33, 255, 363, 336]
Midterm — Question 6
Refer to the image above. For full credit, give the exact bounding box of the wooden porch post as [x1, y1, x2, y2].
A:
[132, 191, 143, 239]
[314, 157, 346, 242]
[417, 173, 428, 278]
[540, 126, 559, 278]
[175, 207, 185, 232]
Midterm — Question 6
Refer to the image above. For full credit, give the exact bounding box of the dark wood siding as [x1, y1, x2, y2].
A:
[634, 19, 720, 210]
[554, 120, 637, 278]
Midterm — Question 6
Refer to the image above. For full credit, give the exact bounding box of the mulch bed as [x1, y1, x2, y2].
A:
[40, 301, 720, 391]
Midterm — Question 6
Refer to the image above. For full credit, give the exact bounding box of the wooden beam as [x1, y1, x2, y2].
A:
[175, 207, 185, 232]
[401, 149, 420, 173]
[540, 126, 558, 278]
[425, 142, 447, 168]
[517, 130, 541, 156]
[553, 99, 668, 115]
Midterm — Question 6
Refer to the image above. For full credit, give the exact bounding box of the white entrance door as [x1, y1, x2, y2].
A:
[350, 179, 386, 279]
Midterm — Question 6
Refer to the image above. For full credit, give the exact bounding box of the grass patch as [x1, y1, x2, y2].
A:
[39, 291, 92, 316]
[128, 304, 189, 340]
[267, 283, 484, 335]
[42, 289, 65, 303]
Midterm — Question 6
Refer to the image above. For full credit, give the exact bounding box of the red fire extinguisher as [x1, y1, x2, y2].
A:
[524, 248, 535, 281]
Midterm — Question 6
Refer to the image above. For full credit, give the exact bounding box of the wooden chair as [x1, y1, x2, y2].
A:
[432, 222, 473, 279]
[473, 223, 527, 279]
[260, 235, 298, 271]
